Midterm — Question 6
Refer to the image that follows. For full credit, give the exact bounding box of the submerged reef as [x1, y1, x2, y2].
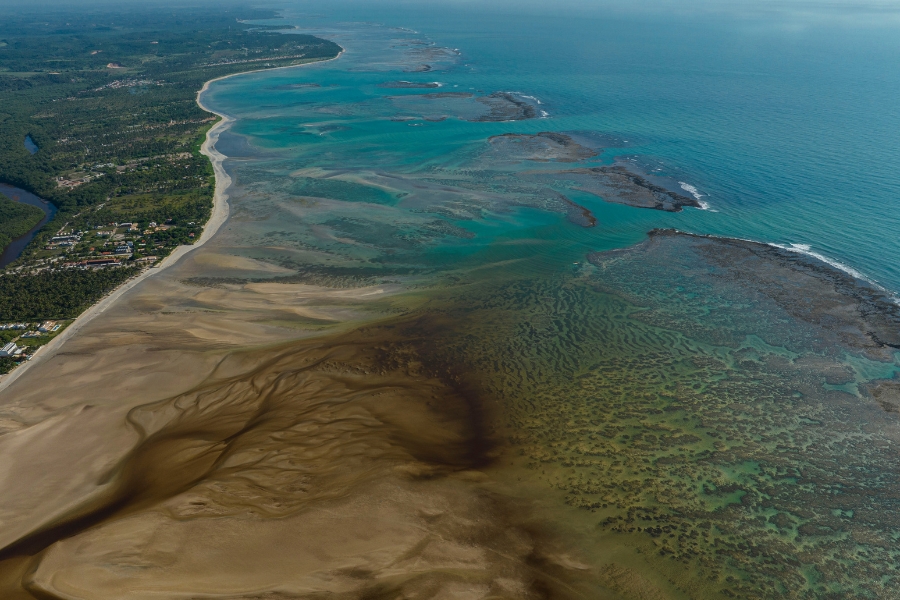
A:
[488, 132, 598, 162]
[474, 92, 539, 122]
[388, 90, 540, 123]
[643, 229, 900, 356]
[395, 38, 460, 73]
[379, 80, 443, 88]
[559, 166, 701, 211]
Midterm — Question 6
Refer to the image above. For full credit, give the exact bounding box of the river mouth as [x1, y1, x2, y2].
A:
[0, 184, 57, 268]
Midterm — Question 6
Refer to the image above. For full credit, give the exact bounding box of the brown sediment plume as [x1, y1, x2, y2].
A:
[0, 311, 613, 600]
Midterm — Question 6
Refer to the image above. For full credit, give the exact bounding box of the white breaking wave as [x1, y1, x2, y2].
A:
[770, 242, 868, 282]
[678, 181, 710, 210]
[504, 91, 542, 105]
[667, 230, 900, 306]
[770, 243, 900, 305]
[540, 110, 550, 118]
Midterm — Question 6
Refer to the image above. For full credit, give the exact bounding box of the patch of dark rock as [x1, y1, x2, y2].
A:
[422, 219, 476, 239]
[822, 365, 855, 386]
[471, 92, 538, 122]
[562, 166, 699, 211]
[562, 197, 597, 228]
[487, 132, 597, 162]
[863, 379, 900, 413]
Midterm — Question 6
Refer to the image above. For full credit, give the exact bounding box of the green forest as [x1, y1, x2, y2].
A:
[0, 266, 140, 321]
[0, 194, 43, 251]
[0, 4, 340, 356]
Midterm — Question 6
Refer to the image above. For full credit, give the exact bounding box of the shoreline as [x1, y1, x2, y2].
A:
[0, 49, 344, 393]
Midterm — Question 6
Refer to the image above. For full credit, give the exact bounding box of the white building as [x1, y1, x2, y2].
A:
[0, 342, 23, 358]
[38, 321, 58, 333]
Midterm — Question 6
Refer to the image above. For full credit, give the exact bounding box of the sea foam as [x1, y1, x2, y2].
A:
[769, 242, 900, 305]
[678, 181, 710, 210]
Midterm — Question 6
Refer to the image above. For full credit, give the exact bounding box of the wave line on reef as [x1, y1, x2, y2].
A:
[678, 181, 710, 210]
[652, 228, 900, 305]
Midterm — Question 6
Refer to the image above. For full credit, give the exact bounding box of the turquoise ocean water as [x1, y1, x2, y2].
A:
[198, 2, 900, 596]
[206, 0, 900, 292]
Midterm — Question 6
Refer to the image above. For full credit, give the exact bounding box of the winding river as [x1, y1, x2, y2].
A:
[0, 183, 57, 268]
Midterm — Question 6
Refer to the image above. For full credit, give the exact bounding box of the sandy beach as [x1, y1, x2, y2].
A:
[0, 52, 343, 395]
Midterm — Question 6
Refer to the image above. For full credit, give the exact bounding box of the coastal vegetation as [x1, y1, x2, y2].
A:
[0, 4, 341, 371]
[0, 194, 43, 250]
[0, 266, 141, 322]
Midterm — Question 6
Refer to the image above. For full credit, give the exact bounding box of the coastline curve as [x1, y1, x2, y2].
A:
[0, 49, 345, 394]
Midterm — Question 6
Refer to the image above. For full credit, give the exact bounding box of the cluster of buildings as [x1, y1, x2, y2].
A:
[49, 222, 141, 264]
[111, 240, 134, 256]
[47, 233, 82, 249]
[1, 321, 59, 335]
[38, 220, 168, 271]
[63, 258, 122, 269]
[20, 322, 60, 338]
[55, 173, 102, 189]
[0, 321, 61, 362]
[93, 78, 163, 92]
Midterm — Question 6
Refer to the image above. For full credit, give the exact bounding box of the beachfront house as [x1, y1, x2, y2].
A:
[38, 321, 59, 333]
